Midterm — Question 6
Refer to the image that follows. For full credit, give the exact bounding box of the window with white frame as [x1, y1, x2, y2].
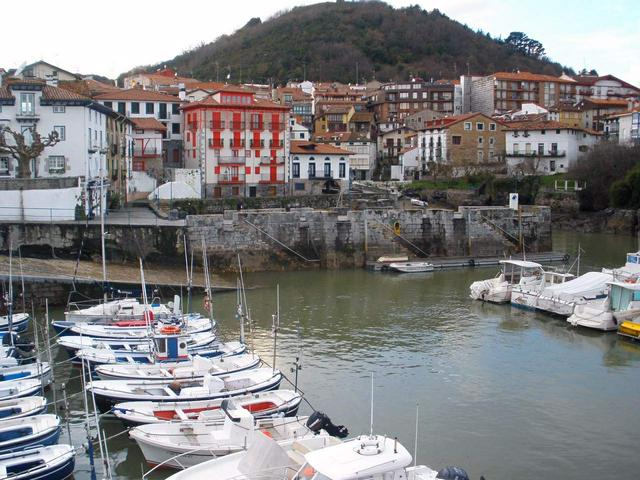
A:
[54, 126, 66, 141]
[489, 137, 495, 145]
[489, 123, 496, 131]
[0, 157, 9, 176]
[464, 122, 471, 131]
[476, 122, 484, 131]
[19, 93, 35, 115]
[48, 156, 65, 174]
[52, 105, 65, 113]
[477, 150, 484, 162]
[478, 136, 483, 145]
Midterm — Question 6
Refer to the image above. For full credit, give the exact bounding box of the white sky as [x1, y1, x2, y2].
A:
[1, 0, 638, 85]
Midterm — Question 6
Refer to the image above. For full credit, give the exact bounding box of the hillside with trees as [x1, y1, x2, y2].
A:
[125, 1, 570, 84]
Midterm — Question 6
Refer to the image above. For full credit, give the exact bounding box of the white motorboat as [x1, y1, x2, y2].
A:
[569, 280, 640, 331]
[112, 389, 303, 426]
[131, 400, 318, 468]
[0, 444, 75, 480]
[0, 414, 60, 453]
[603, 251, 640, 281]
[470, 260, 545, 303]
[57, 331, 217, 356]
[388, 261, 434, 273]
[164, 432, 467, 480]
[0, 363, 52, 386]
[89, 368, 283, 412]
[164, 426, 341, 480]
[0, 314, 30, 333]
[511, 270, 599, 316]
[0, 379, 42, 400]
[76, 340, 245, 368]
[54, 316, 214, 339]
[0, 397, 47, 421]
[95, 353, 260, 381]
[64, 297, 175, 322]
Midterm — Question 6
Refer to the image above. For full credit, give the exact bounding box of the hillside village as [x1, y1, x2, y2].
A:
[0, 56, 638, 219]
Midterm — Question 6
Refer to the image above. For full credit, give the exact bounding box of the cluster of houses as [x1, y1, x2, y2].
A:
[0, 60, 639, 215]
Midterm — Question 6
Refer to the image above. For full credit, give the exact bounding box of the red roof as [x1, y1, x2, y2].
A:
[0, 86, 13, 100]
[94, 88, 180, 102]
[182, 94, 288, 111]
[290, 141, 354, 155]
[42, 85, 90, 101]
[421, 112, 505, 130]
[131, 117, 167, 131]
[493, 71, 574, 84]
[503, 119, 602, 135]
[581, 97, 629, 107]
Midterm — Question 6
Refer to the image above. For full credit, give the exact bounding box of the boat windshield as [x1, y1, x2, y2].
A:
[294, 463, 332, 480]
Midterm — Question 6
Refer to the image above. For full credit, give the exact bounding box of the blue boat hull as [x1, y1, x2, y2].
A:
[0, 426, 61, 454]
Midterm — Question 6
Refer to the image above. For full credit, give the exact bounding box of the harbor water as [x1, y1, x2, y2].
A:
[46, 230, 640, 480]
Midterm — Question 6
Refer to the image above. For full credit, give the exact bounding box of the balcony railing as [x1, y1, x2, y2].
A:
[323, 170, 333, 178]
[269, 140, 284, 148]
[249, 122, 263, 130]
[250, 140, 265, 148]
[506, 150, 566, 158]
[133, 147, 160, 157]
[230, 121, 245, 130]
[259, 172, 286, 183]
[259, 156, 286, 165]
[16, 111, 39, 120]
[267, 122, 285, 131]
[218, 173, 246, 184]
[216, 156, 246, 164]
[229, 139, 246, 148]
[209, 121, 225, 130]
[209, 139, 224, 149]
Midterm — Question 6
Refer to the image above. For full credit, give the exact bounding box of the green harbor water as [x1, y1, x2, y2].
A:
[45, 230, 640, 480]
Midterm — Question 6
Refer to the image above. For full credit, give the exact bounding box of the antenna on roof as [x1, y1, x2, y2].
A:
[369, 372, 374, 437]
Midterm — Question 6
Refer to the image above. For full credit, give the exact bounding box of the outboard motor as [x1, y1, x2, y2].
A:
[306, 411, 349, 439]
[436, 467, 469, 480]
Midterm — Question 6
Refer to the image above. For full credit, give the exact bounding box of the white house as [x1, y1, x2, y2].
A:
[504, 120, 602, 174]
[0, 78, 109, 218]
[289, 141, 353, 195]
[14, 60, 80, 84]
[94, 88, 183, 167]
[604, 110, 640, 145]
[313, 131, 376, 180]
[288, 117, 310, 141]
[393, 146, 420, 180]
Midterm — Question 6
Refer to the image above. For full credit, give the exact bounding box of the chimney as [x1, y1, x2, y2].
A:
[178, 83, 186, 101]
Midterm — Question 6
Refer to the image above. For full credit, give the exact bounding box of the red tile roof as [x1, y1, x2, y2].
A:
[581, 97, 629, 107]
[493, 71, 574, 83]
[290, 141, 354, 155]
[94, 88, 180, 102]
[181, 94, 288, 111]
[42, 85, 91, 101]
[0, 86, 13, 100]
[59, 79, 120, 98]
[421, 112, 505, 130]
[131, 117, 167, 131]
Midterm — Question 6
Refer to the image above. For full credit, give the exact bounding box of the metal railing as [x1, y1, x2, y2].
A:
[259, 157, 286, 165]
[209, 120, 226, 129]
[260, 172, 285, 183]
[217, 156, 247, 164]
[0, 206, 184, 226]
[506, 150, 566, 158]
[133, 147, 159, 156]
[218, 173, 246, 184]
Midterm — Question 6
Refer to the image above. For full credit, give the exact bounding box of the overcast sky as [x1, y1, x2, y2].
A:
[1, 0, 638, 85]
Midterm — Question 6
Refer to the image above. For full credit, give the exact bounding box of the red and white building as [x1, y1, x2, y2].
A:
[182, 86, 290, 197]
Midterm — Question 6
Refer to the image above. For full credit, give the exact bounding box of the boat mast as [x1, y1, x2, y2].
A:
[100, 152, 107, 307]
[413, 403, 419, 467]
[183, 235, 192, 314]
[272, 285, 279, 375]
[237, 255, 247, 344]
[201, 235, 215, 333]
[7, 242, 13, 346]
[370, 372, 374, 437]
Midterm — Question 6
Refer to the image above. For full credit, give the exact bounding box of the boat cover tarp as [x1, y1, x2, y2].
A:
[542, 271, 612, 300]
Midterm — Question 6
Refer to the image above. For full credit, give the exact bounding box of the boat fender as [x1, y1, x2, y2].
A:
[306, 411, 349, 438]
[436, 466, 470, 480]
[393, 221, 401, 235]
[468, 259, 475, 267]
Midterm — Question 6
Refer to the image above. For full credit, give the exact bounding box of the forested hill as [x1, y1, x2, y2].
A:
[132, 1, 570, 84]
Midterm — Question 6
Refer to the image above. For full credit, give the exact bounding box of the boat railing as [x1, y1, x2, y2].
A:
[142, 445, 223, 477]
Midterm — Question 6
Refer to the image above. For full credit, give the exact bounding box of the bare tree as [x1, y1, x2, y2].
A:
[0, 126, 60, 178]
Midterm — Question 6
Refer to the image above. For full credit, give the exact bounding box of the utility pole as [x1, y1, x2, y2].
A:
[356, 61, 359, 85]
[215, 62, 220, 83]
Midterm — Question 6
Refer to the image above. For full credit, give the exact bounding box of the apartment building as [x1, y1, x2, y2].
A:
[182, 86, 290, 197]
[289, 141, 353, 195]
[604, 110, 640, 145]
[417, 113, 506, 175]
[504, 120, 601, 174]
[572, 74, 640, 102]
[367, 79, 456, 123]
[123, 68, 198, 94]
[577, 98, 631, 132]
[273, 87, 313, 131]
[313, 131, 376, 180]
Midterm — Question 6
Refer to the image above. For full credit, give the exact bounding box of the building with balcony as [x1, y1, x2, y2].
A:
[577, 97, 631, 132]
[273, 87, 313, 131]
[416, 113, 506, 176]
[604, 110, 640, 145]
[123, 68, 199, 94]
[94, 88, 183, 168]
[12, 60, 80, 84]
[571, 74, 640, 102]
[314, 105, 355, 134]
[0, 77, 113, 216]
[367, 79, 456, 124]
[313, 131, 376, 180]
[289, 141, 353, 195]
[181, 86, 290, 197]
[504, 120, 602, 174]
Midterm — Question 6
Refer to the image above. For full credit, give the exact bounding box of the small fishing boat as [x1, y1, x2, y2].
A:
[52, 315, 214, 338]
[88, 368, 282, 413]
[0, 364, 52, 386]
[569, 280, 640, 331]
[131, 401, 320, 468]
[112, 390, 302, 425]
[95, 353, 260, 381]
[0, 349, 18, 368]
[387, 261, 434, 273]
[0, 314, 30, 333]
[0, 397, 47, 421]
[469, 260, 545, 303]
[64, 297, 176, 323]
[0, 380, 42, 400]
[0, 444, 75, 480]
[0, 415, 60, 453]
[57, 331, 217, 357]
[75, 341, 245, 368]
[165, 431, 467, 480]
[112, 389, 303, 426]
